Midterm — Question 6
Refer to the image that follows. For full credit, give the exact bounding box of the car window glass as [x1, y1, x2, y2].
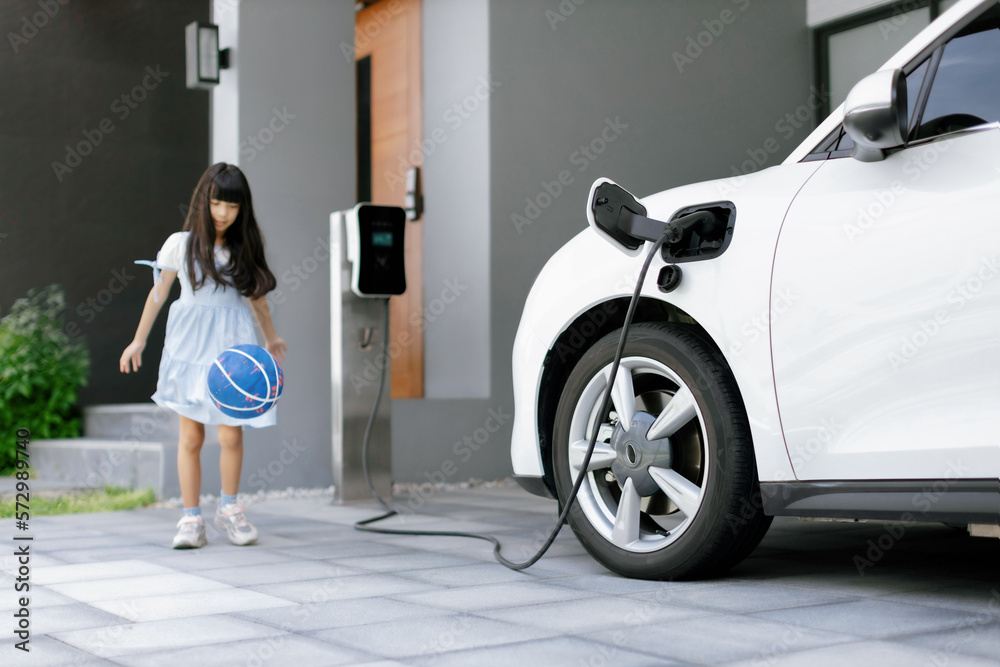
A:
[915, 6, 1000, 140]
[905, 57, 930, 135]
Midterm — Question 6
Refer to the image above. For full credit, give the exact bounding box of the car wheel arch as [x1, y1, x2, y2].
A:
[535, 296, 725, 500]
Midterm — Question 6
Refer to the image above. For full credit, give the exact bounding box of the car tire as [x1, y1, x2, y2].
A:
[552, 323, 771, 579]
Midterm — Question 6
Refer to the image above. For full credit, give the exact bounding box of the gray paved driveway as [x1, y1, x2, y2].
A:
[3, 482, 998, 665]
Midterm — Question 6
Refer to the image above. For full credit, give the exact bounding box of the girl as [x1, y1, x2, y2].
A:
[120, 163, 286, 549]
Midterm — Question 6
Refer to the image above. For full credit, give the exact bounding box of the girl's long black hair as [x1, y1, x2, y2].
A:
[182, 163, 277, 299]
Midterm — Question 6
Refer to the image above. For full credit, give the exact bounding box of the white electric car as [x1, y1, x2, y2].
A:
[511, 0, 1000, 579]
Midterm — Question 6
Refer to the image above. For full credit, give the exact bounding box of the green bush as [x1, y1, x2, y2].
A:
[0, 285, 90, 471]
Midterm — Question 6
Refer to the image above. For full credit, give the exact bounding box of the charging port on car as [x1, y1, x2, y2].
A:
[660, 202, 736, 264]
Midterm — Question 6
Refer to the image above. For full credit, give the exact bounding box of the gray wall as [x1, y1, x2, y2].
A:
[421, 0, 491, 400]
[394, 0, 813, 483]
[0, 0, 209, 406]
[390, 0, 498, 485]
[488, 0, 812, 476]
[211, 0, 356, 491]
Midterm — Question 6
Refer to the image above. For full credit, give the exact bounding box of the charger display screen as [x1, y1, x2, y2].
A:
[355, 205, 406, 296]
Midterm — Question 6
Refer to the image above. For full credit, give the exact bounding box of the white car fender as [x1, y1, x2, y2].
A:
[511, 161, 825, 484]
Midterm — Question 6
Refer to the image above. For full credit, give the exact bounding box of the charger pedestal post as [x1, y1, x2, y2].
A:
[329, 210, 392, 503]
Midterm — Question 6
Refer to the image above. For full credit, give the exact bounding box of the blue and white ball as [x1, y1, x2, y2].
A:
[207, 344, 283, 419]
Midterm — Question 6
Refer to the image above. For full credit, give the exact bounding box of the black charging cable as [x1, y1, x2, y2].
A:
[354, 228, 672, 570]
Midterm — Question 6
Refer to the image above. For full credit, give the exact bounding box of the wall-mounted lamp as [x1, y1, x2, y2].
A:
[185, 22, 230, 89]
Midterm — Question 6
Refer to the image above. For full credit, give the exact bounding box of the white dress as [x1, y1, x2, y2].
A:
[145, 231, 277, 428]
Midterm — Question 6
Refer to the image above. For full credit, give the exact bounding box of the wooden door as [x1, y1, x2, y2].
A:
[355, 0, 423, 398]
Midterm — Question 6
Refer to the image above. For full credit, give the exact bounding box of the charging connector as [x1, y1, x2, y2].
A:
[355, 228, 673, 571]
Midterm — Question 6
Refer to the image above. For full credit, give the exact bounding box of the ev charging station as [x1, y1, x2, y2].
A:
[329, 203, 407, 503]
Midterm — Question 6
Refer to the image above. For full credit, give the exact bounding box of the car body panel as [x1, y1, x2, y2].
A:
[772, 128, 1000, 480]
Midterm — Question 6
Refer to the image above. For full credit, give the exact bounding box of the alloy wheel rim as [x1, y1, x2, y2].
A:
[567, 356, 710, 553]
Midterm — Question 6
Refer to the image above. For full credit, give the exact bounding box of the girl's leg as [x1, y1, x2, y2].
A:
[215, 424, 257, 545]
[177, 416, 206, 508]
[217, 424, 243, 496]
[173, 416, 208, 548]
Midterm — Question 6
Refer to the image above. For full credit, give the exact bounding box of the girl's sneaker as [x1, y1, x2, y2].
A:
[172, 515, 207, 549]
[214, 503, 258, 546]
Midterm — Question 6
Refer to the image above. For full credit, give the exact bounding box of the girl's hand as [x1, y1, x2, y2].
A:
[120, 340, 145, 373]
[266, 337, 287, 362]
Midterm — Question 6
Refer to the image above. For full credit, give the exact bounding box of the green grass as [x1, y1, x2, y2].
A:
[0, 485, 156, 517]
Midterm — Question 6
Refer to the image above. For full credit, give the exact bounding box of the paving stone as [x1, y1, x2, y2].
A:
[48, 572, 231, 602]
[720, 638, 1000, 667]
[149, 544, 301, 569]
[891, 620, 1000, 663]
[87, 587, 295, 622]
[198, 559, 365, 586]
[237, 597, 450, 632]
[627, 580, 857, 613]
[113, 633, 377, 667]
[589, 613, 856, 664]
[477, 595, 710, 634]
[269, 540, 415, 560]
[7, 486, 997, 665]
[34, 560, 174, 585]
[310, 613, 559, 660]
[393, 581, 596, 612]
[754, 598, 992, 640]
[51, 614, 284, 657]
[6, 634, 119, 666]
[547, 572, 693, 596]
[406, 636, 688, 667]
[249, 572, 432, 603]
[393, 562, 555, 587]
[30, 602, 131, 635]
[326, 551, 482, 573]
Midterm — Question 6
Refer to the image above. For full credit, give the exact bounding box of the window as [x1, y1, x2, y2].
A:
[814, 0, 960, 117]
[912, 6, 1000, 140]
[805, 0, 995, 160]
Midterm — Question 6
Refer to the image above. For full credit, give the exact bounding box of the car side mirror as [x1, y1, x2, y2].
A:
[843, 68, 908, 162]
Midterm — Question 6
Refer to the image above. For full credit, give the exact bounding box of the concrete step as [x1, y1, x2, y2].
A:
[28, 437, 220, 500]
[83, 402, 219, 445]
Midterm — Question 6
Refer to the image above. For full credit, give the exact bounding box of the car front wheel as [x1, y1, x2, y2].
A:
[552, 323, 771, 579]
